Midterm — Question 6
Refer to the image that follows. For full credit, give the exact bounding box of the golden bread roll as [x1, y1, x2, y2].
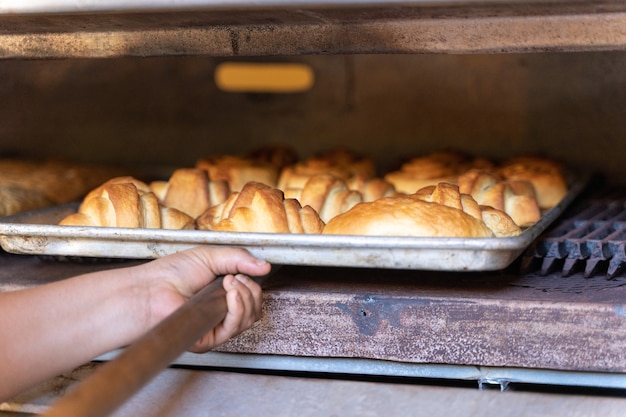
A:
[413, 183, 522, 237]
[149, 168, 230, 218]
[283, 174, 363, 223]
[81, 176, 152, 201]
[479, 205, 524, 238]
[346, 175, 396, 202]
[277, 147, 376, 191]
[384, 150, 493, 194]
[0, 158, 124, 215]
[196, 182, 324, 234]
[278, 162, 349, 191]
[413, 183, 483, 221]
[247, 144, 299, 170]
[196, 155, 279, 192]
[312, 147, 377, 178]
[457, 169, 541, 227]
[323, 195, 494, 238]
[0, 185, 51, 217]
[59, 179, 194, 229]
[498, 156, 568, 209]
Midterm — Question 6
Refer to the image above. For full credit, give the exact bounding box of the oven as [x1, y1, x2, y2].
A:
[1, 1, 625, 415]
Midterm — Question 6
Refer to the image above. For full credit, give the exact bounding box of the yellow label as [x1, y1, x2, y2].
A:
[215, 62, 314, 93]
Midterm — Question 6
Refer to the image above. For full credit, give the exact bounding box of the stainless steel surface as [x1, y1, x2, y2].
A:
[0, 177, 585, 271]
[41, 277, 227, 417]
[97, 350, 626, 390]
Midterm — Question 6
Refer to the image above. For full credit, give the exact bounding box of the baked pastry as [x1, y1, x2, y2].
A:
[283, 174, 363, 223]
[413, 182, 483, 220]
[414, 183, 522, 237]
[323, 194, 495, 238]
[457, 169, 541, 227]
[196, 182, 324, 234]
[498, 156, 568, 209]
[277, 147, 376, 191]
[346, 175, 396, 202]
[0, 185, 51, 217]
[196, 155, 279, 192]
[247, 144, 299, 171]
[479, 205, 524, 238]
[149, 168, 230, 218]
[312, 147, 377, 178]
[384, 150, 493, 194]
[0, 158, 123, 215]
[79, 176, 152, 201]
[59, 178, 194, 229]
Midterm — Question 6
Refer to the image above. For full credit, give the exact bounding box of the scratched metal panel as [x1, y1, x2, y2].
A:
[210, 267, 626, 372]
[0, 2, 625, 58]
[0, 0, 617, 14]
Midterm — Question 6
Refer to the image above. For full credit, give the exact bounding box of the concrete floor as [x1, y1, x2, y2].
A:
[3, 365, 626, 417]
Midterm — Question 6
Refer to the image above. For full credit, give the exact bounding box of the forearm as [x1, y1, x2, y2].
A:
[0, 266, 146, 400]
[0, 247, 268, 401]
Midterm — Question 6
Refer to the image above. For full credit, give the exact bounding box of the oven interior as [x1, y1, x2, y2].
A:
[1, 2, 626, 413]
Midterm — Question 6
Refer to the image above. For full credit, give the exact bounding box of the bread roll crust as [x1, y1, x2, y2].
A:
[277, 147, 377, 191]
[149, 168, 230, 218]
[323, 195, 494, 238]
[384, 150, 492, 194]
[346, 175, 396, 202]
[498, 156, 568, 209]
[457, 169, 541, 227]
[0, 158, 124, 209]
[196, 182, 324, 234]
[59, 178, 194, 229]
[284, 174, 362, 223]
[196, 155, 279, 192]
[413, 182, 522, 237]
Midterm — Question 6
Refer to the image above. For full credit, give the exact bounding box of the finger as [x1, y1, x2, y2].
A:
[223, 274, 256, 330]
[216, 274, 261, 342]
[192, 247, 272, 279]
[231, 274, 262, 321]
[149, 247, 271, 297]
[188, 274, 246, 352]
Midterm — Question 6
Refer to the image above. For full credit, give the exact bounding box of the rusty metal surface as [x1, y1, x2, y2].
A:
[0, 2, 625, 57]
[213, 264, 626, 372]
[1, 250, 625, 373]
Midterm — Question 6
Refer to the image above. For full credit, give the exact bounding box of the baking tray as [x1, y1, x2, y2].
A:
[0, 176, 587, 271]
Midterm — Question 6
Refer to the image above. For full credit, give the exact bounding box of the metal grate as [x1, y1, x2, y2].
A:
[521, 188, 626, 279]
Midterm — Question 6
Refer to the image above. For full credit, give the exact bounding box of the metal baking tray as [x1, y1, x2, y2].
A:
[0, 176, 586, 271]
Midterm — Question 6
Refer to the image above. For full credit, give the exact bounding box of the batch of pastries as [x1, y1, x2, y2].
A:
[55, 146, 569, 238]
[0, 158, 124, 217]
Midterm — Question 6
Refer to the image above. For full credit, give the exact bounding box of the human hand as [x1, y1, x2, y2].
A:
[133, 247, 270, 352]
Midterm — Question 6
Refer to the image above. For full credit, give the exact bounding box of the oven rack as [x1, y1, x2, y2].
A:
[521, 189, 626, 279]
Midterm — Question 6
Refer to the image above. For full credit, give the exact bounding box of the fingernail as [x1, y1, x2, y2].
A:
[254, 258, 269, 266]
[235, 274, 248, 284]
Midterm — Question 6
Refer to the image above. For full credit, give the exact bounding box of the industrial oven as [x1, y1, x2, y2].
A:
[0, 0, 625, 415]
